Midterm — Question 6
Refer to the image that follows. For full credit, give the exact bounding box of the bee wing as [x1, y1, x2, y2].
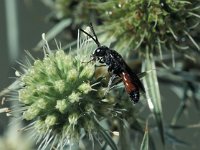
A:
[123, 63, 145, 93]
[109, 50, 145, 93]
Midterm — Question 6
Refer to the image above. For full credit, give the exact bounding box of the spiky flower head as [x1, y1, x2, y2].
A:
[93, 0, 200, 58]
[16, 35, 115, 149]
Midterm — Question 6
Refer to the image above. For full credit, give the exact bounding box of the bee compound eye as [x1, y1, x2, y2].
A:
[96, 49, 101, 53]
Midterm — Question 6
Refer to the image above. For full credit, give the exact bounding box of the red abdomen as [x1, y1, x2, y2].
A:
[120, 72, 140, 103]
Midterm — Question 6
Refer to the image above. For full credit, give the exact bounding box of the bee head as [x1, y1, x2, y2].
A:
[93, 46, 109, 57]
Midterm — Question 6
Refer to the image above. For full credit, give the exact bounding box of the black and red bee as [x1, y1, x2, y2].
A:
[80, 24, 145, 103]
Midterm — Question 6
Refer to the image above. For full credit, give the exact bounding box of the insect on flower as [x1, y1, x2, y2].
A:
[80, 24, 145, 103]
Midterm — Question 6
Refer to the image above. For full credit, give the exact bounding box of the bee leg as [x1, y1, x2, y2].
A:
[110, 78, 122, 89]
[104, 74, 118, 95]
[94, 64, 106, 68]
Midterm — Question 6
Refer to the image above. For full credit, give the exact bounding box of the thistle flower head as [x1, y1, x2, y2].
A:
[16, 36, 115, 149]
[94, 0, 200, 58]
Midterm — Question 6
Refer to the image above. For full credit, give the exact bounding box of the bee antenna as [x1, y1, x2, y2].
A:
[80, 23, 101, 47]
[89, 23, 101, 47]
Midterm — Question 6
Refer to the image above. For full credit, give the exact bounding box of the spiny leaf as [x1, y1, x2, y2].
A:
[170, 123, 200, 130]
[142, 50, 165, 145]
[99, 129, 118, 150]
[137, 69, 155, 79]
[140, 122, 149, 150]
[118, 120, 131, 150]
[165, 132, 189, 147]
[171, 85, 188, 125]
[93, 116, 118, 150]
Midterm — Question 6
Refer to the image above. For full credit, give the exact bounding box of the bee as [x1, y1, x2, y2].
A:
[80, 24, 145, 103]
